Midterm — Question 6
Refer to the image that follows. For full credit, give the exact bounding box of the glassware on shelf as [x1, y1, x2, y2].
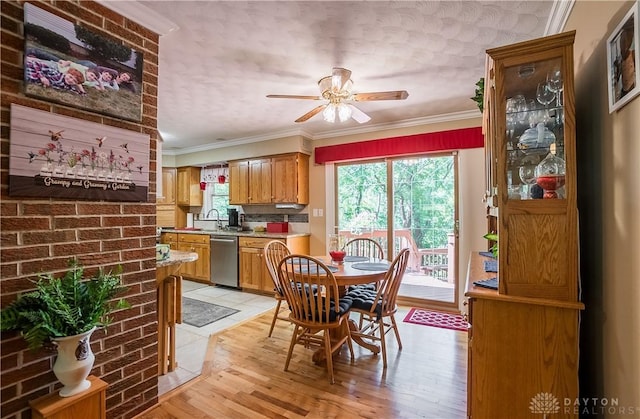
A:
[534, 143, 566, 199]
[517, 122, 556, 155]
[519, 163, 537, 199]
[536, 81, 556, 106]
[547, 66, 563, 106]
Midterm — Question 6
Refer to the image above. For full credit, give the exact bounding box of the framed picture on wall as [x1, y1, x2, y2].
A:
[606, 1, 639, 113]
[9, 104, 150, 202]
[23, 3, 143, 122]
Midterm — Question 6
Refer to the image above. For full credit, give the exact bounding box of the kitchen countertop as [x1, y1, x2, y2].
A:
[156, 249, 198, 268]
[160, 228, 309, 239]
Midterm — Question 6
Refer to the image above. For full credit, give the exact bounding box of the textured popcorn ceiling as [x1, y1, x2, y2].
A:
[136, 1, 556, 152]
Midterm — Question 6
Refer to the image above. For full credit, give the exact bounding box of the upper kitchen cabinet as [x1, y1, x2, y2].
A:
[249, 158, 272, 204]
[229, 153, 309, 205]
[158, 168, 176, 205]
[229, 160, 249, 204]
[484, 31, 578, 301]
[272, 153, 309, 204]
[177, 166, 203, 207]
[157, 168, 177, 228]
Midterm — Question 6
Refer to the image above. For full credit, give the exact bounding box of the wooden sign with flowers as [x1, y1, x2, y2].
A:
[9, 104, 149, 202]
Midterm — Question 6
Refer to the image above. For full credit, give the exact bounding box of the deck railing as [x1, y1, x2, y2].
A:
[339, 230, 455, 282]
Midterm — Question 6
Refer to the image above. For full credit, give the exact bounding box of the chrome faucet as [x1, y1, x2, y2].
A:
[206, 209, 222, 229]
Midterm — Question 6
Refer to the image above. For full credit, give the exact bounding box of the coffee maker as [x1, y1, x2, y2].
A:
[227, 208, 239, 228]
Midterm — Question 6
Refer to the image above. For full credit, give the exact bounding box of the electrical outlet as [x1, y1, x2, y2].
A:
[318, 208, 323, 217]
[283, 214, 288, 222]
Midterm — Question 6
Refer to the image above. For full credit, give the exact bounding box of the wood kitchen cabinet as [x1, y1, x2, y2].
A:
[229, 160, 249, 204]
[229, 153, 309, 205]
[272, 153, 309, 204]
[239, 235, 310, 293]
[157, 168, 177, 228]
[177, 234, 210, 283]
[249, 158, 272, 204]
[466, 31, 583, 419]
[161, 233, 210, 283]
[177, 166, 202, 206]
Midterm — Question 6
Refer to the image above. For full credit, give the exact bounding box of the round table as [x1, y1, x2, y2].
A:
[311, 256, 390, 362]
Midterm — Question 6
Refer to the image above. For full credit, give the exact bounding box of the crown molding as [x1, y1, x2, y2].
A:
[163, 110, 481, 156]
[545, 0, 575, 35]
[96, 1, 178, 35]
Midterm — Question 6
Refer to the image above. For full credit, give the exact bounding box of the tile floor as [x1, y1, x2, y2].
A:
[158, 281, 276, 395]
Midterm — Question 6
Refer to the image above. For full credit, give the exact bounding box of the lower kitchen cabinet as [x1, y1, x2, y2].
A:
[170, 234, 210, 283]
[239, 236, 309, 293]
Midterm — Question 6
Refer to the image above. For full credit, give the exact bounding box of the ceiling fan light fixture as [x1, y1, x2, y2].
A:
[322, 103, 336, 122]
[337, 102, 352, 122]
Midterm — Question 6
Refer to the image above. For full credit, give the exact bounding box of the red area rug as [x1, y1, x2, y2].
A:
[403, 308, 468, 332]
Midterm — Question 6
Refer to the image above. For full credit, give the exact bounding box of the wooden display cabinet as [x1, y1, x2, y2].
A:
[483, 31, 578, 301]
[467, 31, 584, 419]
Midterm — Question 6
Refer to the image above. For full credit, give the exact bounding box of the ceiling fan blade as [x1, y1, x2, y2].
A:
[295, 104, 327, 123]
[348, 104, 371, 124]
[332, 67, 352, 90]
[352, 90, 409, 101]
[267, 94, 322, 100]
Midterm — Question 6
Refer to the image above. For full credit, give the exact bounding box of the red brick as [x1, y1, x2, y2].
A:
[0, 217, 51, 231]
[123, 204, 155, 215]
[22, 230, 76, 245]
[54, 216, 101, 229]
[123, 226, 155, 238]
[77, 228, 121, 241]
[20, 257, 74, 276]
[1, 232, 18, 246]
[1, 245, 49, 263]
[76, 203, 122, 215]
[22, 203, 77, 216]
[103, 215, 140, 227]
[52, 241, 101, 256]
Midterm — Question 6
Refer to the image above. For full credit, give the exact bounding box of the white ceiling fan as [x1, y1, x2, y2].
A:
[266, 67, 409, 124]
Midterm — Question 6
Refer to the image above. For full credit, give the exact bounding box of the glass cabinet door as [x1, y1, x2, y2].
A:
[503, 57, 566, 200]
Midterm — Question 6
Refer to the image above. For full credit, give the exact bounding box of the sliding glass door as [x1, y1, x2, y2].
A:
[336, 153, 458, 307]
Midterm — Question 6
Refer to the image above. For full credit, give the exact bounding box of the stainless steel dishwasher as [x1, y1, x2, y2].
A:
[210, 235, 239, 287]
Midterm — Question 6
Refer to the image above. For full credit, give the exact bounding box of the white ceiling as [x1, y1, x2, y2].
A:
[104, 1, 570, 154]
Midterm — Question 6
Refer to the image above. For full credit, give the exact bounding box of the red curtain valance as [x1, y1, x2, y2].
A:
[314, 126, 483, 164]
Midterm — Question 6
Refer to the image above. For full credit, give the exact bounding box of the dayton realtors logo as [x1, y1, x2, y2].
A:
[530, 392, 560, 418]
[530, 393, 639, 416]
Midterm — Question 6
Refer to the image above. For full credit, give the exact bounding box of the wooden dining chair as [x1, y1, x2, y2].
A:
[343, 237, 385, 260]
[263, 240, 292, 337]
[346, 248, 410, 368]
[277, 254, 354, 384]
[343, 237, 385, 292]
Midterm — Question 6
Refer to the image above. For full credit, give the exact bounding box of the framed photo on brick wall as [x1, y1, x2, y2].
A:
[23, 3, 143, 122]
[9, 104, 150, 202]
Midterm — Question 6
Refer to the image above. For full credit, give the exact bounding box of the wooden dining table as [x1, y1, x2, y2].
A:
[310, 255, 390, 363]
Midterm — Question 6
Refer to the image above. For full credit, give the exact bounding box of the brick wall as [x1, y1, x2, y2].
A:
[1, 1, 160, 418]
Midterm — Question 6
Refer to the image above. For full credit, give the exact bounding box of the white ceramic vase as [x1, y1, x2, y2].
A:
[52, 326, 96, 397]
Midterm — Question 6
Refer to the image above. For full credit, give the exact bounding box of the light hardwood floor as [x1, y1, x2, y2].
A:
[138, 306, 468, 418]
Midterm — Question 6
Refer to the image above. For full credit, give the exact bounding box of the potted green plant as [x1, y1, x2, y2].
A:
[0, 259, 129, 397]
[470, 77, 485, 113]
[483, 232, 498, 257]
